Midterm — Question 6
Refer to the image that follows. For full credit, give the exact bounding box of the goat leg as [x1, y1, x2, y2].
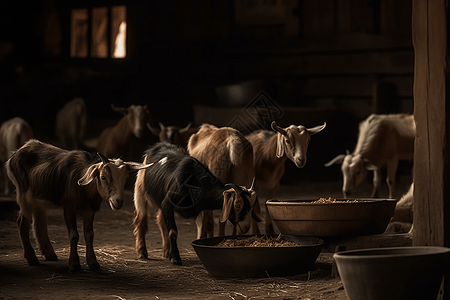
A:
[64, 210, 81, 272]
[160, 199, 182, 265]
[83, 212, 100, 271]
[371, 169, 382, 198]
[17, 213, 39, 266]
[386, 159, 399, 199]
[133, 209, 149, 259]
[32, 207, 57, 261]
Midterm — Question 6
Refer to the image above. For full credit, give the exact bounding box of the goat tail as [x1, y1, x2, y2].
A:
[5, 153, 29, 193]
[227, 137, 244, 166]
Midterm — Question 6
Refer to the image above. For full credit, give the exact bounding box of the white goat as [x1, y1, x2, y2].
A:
[55, 97, 88, 150]
[246, 121, 326, 233]
[0, 117, 33, 194]
[6, 139, 153, 271]
[188, 123, 256, 237]
[324, 113, 415, 198]
[386, 182, 414, 233]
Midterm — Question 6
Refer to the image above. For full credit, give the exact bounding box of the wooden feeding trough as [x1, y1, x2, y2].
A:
[266, 198, 397, 237]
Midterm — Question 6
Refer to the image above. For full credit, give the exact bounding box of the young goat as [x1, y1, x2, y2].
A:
[6, 139, 153, 271]
[0, 117, 33, 194]
[324, 113, 415, 198]
[246, 121, 326, 233]
[187, 123, 255, 237]
[133, 142, 260, 265]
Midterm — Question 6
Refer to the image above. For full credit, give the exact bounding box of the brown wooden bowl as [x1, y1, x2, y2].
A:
[334, 246, 450, 300]
[266, 198, 397, 237]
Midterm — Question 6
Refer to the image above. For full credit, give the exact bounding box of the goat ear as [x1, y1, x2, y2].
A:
[78, 164, 100, 186]
[220, 189, 234, 223]
[125, 161, 154, 172]
[251, 193, 261, 222]
[275, 132, 285, 158]
[307, 122, 326, 135]
[324, 154, 346, 167]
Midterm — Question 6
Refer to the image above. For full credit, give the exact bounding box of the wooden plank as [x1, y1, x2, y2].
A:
[336, 0, 352, 34]
[232, 50, 414, 76]
[301, 76, 413, 98]
[224, 34, 412, 55]
[322, 233, 413, 253]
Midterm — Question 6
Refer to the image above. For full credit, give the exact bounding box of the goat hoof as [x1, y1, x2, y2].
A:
[69, 264, 82, 272]
[171, 257, 182, 266]
[27, 257, 40, 266]
[89, 263, 101, 271]
[45, 254, 58, 261]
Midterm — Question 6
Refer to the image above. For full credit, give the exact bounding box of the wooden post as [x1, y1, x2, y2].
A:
[412, 0, 450, 298]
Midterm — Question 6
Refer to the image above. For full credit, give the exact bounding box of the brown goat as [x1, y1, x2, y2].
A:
[55, 97, 88, 150]
[246, 121, 326, 233]
[188, 123, 257, 237]
[0, 117, 34, 194]
[6, 139, 153, 271]
[97, 104, 152, 159]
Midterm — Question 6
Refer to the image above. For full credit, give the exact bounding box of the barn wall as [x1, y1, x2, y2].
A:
[0, 0, 414, 183]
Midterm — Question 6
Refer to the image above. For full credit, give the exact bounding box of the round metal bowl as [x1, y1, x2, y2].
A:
[266, 198, 396, 237]
[334, 246, 450, 300]
[191, 235, 324, 278]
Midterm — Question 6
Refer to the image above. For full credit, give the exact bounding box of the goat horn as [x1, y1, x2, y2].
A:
[249, 177, 256, 190]
[147, 122, 159, 135]
[159, 122, 165, 130]
[271, 121, 287, 136]
[179, 122, 192, 133]
[97, 152, 109, 164]
[225, 183, 243, 194]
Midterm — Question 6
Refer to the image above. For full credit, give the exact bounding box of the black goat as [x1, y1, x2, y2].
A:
[133, 142, 260, 265]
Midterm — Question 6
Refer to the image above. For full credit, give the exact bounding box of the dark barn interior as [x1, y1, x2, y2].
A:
[5, 1, 450, 299]
[0, 0, 414, 184]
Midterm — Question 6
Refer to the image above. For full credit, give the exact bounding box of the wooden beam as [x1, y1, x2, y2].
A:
[412, 0, 450, 247]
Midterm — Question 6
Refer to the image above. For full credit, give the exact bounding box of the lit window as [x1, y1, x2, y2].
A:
[70, 5, 126, 59]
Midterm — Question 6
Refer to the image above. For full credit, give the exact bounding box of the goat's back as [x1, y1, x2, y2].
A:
[354, 114, 415, 160]
[0, 117, 34, 161]
[7, 139, 98, 205]
[188, 124, 254, 186]
[55, 98, 88, 144]
[141, 142, 223, 211]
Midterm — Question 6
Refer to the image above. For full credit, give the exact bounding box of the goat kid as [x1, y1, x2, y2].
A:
[97, 104, 152, 159]
[187, 123, 255, 237]
[133, 142, 260, 265]
[324, 113, 415, 198]
[55, 97, 88, 150]
[246, 121, 326, 233]
[6, 139, 153, 271]
[0, 117, 34, 195]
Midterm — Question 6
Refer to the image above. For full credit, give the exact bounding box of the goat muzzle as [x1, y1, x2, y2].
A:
[109, 198, 124, 210]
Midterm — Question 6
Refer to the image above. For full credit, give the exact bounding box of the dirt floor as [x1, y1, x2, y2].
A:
[0, 176, 412, 300]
